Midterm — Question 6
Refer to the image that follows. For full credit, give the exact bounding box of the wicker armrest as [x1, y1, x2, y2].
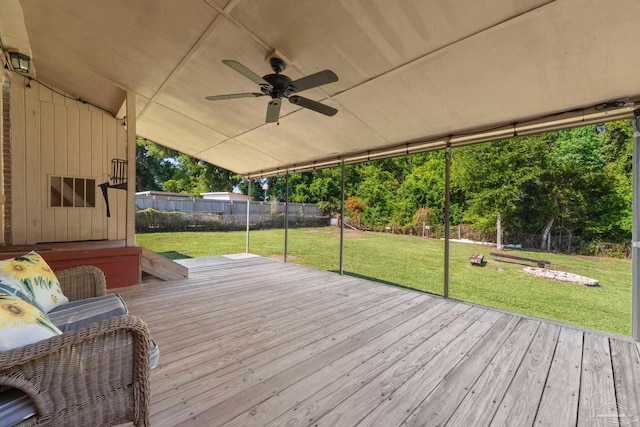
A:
[56, 265, 107, 301]
[0, 315, 150, 427]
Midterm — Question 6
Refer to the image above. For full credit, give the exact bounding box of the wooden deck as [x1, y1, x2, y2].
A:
[116, 255, 640, 426]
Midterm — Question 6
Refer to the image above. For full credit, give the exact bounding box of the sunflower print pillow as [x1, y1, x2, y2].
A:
[0, 252, 69, 313]
[0, 291, 62, 351]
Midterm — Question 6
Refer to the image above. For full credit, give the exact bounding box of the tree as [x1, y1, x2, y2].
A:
[135, 138, 179, 192]
[414, 206, 434, 237]
[356, 164, 397, 227]
[346, 196, 365, 227]
[452, 133, 555, 237]
[135, 138, 240, 195]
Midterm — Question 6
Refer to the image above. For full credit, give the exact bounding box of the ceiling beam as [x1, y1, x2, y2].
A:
[247, 98, 639, 178]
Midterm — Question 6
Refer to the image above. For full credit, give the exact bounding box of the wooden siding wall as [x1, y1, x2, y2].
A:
[8, 74, 126, 245]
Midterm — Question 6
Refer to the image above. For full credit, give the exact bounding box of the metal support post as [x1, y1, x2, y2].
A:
[284, 173, 289, 263]
[245, 179, 251, 254]
[340, 161, 346, 275]
[444, 143, 451, 298]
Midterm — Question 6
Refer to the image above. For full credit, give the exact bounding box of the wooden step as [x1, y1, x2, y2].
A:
[140, 247, 189, 281]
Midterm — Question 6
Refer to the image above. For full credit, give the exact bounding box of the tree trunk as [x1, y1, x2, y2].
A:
[541, 218, 555, 250]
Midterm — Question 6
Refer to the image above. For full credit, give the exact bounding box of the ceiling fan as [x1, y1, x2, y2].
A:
[205, 57, 338, 123]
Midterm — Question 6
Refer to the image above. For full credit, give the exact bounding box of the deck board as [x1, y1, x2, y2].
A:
[534, 326, 584, 426]
[577, 334, 618, 426]
[490, 322, 561, 426]
[114, 255, 640, 427]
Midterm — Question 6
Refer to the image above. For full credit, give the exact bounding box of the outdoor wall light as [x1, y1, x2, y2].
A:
[8, 51, 30, 73]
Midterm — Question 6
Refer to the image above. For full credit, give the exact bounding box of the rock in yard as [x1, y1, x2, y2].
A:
[523, 267, 599, 286]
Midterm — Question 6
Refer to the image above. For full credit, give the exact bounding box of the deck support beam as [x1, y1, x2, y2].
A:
[340, 161, 345, 275]
[632, 111, 640, 340]
[284, 173, 289, 263]
[444, 143, 451, 298]
[246, 179, 251, 254]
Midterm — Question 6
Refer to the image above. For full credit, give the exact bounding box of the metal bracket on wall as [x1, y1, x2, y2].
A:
[99, 159, 128, 217]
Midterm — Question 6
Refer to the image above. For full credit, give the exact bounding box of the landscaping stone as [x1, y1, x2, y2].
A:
[523, 267, 599, 286]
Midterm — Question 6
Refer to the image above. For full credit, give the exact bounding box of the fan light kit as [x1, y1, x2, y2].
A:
[206, 56, 338, 124]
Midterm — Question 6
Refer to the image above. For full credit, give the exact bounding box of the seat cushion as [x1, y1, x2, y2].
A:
[150, 339, 160, 369]
[0, 387, 36, 427]
[48, 294, 128, 332]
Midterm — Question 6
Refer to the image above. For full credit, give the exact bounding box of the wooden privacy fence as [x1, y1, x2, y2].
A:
[135, 196, 327, 232]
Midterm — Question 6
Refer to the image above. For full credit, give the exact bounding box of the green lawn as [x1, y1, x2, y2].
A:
[136, 227, 632, 336]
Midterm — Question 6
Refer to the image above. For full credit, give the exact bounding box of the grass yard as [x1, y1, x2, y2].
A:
[136, 227, 632, 336]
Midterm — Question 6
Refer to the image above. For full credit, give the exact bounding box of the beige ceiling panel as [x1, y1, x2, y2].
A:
[135, 95, 150, 119]
[197, 140, 283, 176]
[20, 0, 218, 103]
[209, 0, 231, 9]
[0, 0, 31, 58]
[231, 0, 552, 94]
[31, 59, 125, 113]
[137, 102, 227, 156]
[155, 18, 323, 137]
[7, 0, 640, 177]
[336, 0, 640, 143]
[235, 101, 387, 168]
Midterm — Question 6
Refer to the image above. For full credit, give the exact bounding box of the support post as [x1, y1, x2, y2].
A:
[496, 212, 503, 251]
[125, 91, 136, 247]
[246, 179, 251, 254]
[340, 161, 345, 275]
[444, 143, 451, 298]
[632, 111, 640, 340]
[284, 173, 289, 263]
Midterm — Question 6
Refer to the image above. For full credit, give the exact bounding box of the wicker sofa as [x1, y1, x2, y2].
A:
[0, 266, 152, 427]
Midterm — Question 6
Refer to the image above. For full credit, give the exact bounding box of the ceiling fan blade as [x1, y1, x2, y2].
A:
[290, 70, 338, 93]
[222, 60, 273, 88]
[266, 99, 282, 123]
[205, 93, 265, 101]
[289, 95, 337, 117]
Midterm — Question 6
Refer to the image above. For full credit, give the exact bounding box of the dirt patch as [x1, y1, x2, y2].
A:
[306, 228, 365, 239]
[269, 254, 301, 262]
[572, 255, 614, 262]
[306, 229, 333, 234]
[336, 231, 366, 239]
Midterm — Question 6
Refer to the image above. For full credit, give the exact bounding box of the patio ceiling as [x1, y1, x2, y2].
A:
[3, 0, 640, 177]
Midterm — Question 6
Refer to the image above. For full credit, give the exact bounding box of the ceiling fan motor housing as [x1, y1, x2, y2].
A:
[262, 73, 294, 98]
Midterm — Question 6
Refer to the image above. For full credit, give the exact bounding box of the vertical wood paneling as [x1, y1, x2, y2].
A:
[51, 91, 65, 106]
[9, 80, 125, 245]
[10, 77, 27, 244]
[66, 107, 80, 241]
[53, 104, 68, 241]
[24, 84, 41, 244]
[78, 109, 92, 240]
[39, 85, 55, 243]
[91, 111, 105, 240]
